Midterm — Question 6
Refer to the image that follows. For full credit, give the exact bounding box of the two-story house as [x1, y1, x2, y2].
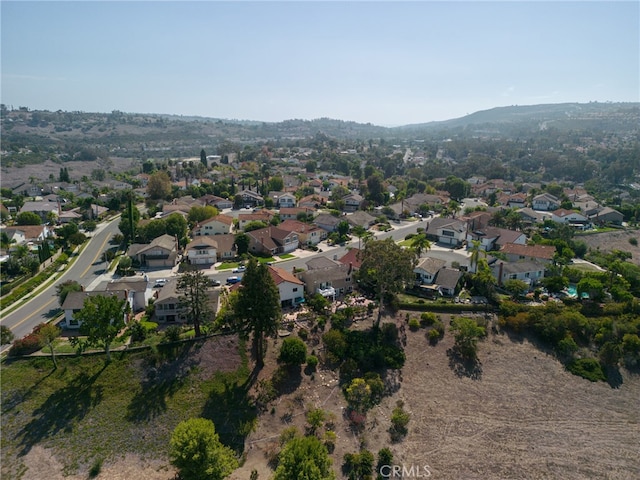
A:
[239, 189, 264, 207]
[269, 191, 296, 209]
[268, 265, 305, 308]
[499, 243, 556, 264]
[128, 234, 179, 268]
[192, 214, 235, 236]
[532, 193, 560, 211]
[185, 237, 218, 265]
[425, 217, 468, 247]
[342, 193, 364, 212]
[551, 208, 589, 227]
[61, 290, 130, 329]
[414, 257, 447, 285]
[246, 226, 299, 256]
[466, 226, 527, 252]
[105, 278, 149, 313]
[278, 219, 325, 246]
[297, 256, 355, 299]
[238, 210, 275, 230]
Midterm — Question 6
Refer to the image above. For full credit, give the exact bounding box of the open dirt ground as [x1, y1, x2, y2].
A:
[14, 314, 640, 480]
[578, 230, 640, 266]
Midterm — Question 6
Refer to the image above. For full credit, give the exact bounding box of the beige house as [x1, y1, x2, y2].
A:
[128, 234, 179, 268]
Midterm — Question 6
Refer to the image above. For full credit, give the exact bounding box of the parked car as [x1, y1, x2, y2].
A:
[153, 278, 167, 288]
[210, 279, 221, 287]
[226, 276, 241, 284]
[232, 266, 246, 273]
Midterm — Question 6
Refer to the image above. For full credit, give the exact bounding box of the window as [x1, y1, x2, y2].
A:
[442, 230, 454, 237]
[346, 277, 351, 282]
[293, 287, 298, 292]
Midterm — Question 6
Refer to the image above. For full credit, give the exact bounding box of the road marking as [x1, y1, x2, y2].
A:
[6, 296, 56, 331]
[80, 229, 113, 278]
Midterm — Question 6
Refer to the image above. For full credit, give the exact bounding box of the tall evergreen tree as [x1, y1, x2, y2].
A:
[200, 149, 208, 168]
[177, 269, 213, 337]
[234, 257, 281, 367]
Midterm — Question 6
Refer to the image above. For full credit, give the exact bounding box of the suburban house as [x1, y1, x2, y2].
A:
[298, 257, 355, 299]
[425, 217, 468, 247]
[500, 243, 556, 264]
[278, 219, 325, 246]
[238, 210, 275, 230]
[268, 265, 305, 307]
[185, 237, 218, 265]
[246, 226, 299, 256]
[153, 279, 185, 323]
[414, 257, 447, 285]
[105, 278, 149, 312]
[279, 207, 316, 221]
[493, 260, 546, 287]
[342, 193, 364, 212]
[61, 290, 130, 329]
[209, 234, 237, 262]
[466, 226, 527, 252]
[314, 213, 342, 232]
[128, 234, 179, 268]
[550, 209, 589, 226]
[192, 214, 235, 236]
[269, 191, 296, 209]
[517, 207, 550, 225]
[2, 225, 52, 245]
[461, 210, 492, 231]
[589, 207, 624, 225]
[532, 193, 560, 211]
[19, 201, 60, 222]
[345, 211, 376, 229]
[202, 195, 233, 210]
[297, 195, 325, 209]
[338, 248, 363, 270]
[433, 268, 464, 297]
[239, 189, 264, 207]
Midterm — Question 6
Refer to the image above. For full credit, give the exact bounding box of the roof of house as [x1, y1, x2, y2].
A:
[128, 234, 177, 256]
[552, 208, 585, 218]
[426, 217, 467, 235]
[306, 256, 340, 270]
[211, 233, 237, 252]
[278, 219, 322, 235]
[61, 290, 128, 310]
[105, 278, 148, 292]
[500, 243, 556, 260]
[203, 214, 234, 226]
[186, 236, 219, 250]
[238, 211, 274, 223]
[268, 265, 304, 285]
[2, 225, 47, 240]
[314, 213, 341, 227]
[434, 268, 463, 290]
[345, 210, 376, 227]
[338, 248, 362, 269]
[20, 201, 59, 213]
[415, 257, 447, 275]
[498, 260, 545, 275]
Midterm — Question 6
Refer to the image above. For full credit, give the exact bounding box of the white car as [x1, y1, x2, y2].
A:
[153, 278, 167, 288]
[232, 266, 246, 273]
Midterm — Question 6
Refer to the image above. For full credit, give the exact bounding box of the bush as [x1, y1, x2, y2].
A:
[8, 324, 44, 356]
[567, 358, 606, 382]
[629, 237, 638, 246]
[428, 328, 441, 345]
[279, 337, 307, 366]
[408, 318, 420, 331]
[1, 325, 15, 345]
[298, 328, 309, 341]
[163, 325, 182, 342]
[306, 354, 319, 371]
[420, 312, 437, 326]
[390, 402, 410, 440]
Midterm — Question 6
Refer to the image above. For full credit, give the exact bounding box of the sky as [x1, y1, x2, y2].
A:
[1, 1, 638, 126]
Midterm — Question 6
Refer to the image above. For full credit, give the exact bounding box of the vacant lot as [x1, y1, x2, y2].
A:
[579, 230, 640, 265]
[3, 317, 639, 480]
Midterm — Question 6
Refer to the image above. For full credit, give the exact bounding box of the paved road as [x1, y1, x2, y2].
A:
[0, 216, 121, 348]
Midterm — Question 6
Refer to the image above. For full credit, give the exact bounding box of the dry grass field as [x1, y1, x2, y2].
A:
[8, 314, 640, 480]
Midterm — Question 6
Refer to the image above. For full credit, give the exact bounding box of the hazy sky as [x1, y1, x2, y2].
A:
[2, 1, 638, 126]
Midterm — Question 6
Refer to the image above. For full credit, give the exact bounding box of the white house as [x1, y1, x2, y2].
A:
[268, 265, 305, 308]
[61, 291, 130, 329]
[550, 208, 589, 226]
[532, 193, 560, 211]
[414, 257, 446, 285]
[493, 261, 546, 287]
[269, 191, 296, 209]
[185, 237, 218, 265]
[425, 217, 468, 247]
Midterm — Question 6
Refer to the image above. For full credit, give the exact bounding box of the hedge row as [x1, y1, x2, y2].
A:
[398, 302, 493, 313]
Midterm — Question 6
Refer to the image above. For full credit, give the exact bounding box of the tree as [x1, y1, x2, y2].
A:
[165, 212, 188, 240]
[336, 220, 350, 241]
[471, 258, 497, 300]
[146, 171, 172, 200]
[38, 322, 61, 369]
[267, 176, 284, 192]
[356, 238, 415, 329]
[73, 294, 127, 362]
[410, 233, 431, 259]
[443, 176, 470, 201]
[188, 205, 218, 225]
[200, 148, 208, 168]
[503, 279, 529, 299]
[345, 378, 373, 414]
[177, 269, 213, 337]
[118, 203, 140, 245]
[170, 418, 238, 480]
[468, 239, 485, 273]
[15, 211, 42, 225]
[450, 316, 485, 360]
[138, 218, 167, 242]
[577, 276, 605, 302]
[1, 325, 15, 345]
[56, 279, 83, 306]
[273, 436, 335, 480]
[279, 337, 307, 366]
[234, 233, 250, 255]
[234, 257, 281, 367]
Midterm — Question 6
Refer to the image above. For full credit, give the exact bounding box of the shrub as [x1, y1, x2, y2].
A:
[324, 430, 337, 453]
[279, 337, 307, 366]
[9, 324, 44, 356]
[163, 325, 182, 342]
[279, 426, 299, 446]
[390, 401, 410, 440]
[298, 328, 309, 341]
[306, 354, 319, 371]
[428, 328, 441, 345]
[629, 237, 638, 247]
[377, 447, 394, 472]
[420, 312, 437, 326]
[343, 449, 374, 479]
[1, 325, 15, 345]
[408, 318, 420, 331]
[567, 358, 606, 382]
[306, 408, 326, 433]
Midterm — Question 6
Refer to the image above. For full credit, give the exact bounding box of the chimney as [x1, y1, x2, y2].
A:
[348, 262, 353, 274]
[498, 262, 504, 286]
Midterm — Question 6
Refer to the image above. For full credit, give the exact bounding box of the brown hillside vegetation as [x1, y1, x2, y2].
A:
[579, 230, 640, 266]
[9, 316, 640, 480]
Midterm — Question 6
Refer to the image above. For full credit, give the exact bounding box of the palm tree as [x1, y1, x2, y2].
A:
[410, 233, 431, 259]
[468, 239, 485, 273]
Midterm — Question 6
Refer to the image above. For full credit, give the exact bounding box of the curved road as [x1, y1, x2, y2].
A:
[1, 216, 121, 347]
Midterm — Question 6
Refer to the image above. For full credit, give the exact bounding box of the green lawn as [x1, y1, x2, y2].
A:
[278, 253, 295, 259]
[1, 338, 252, 479]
